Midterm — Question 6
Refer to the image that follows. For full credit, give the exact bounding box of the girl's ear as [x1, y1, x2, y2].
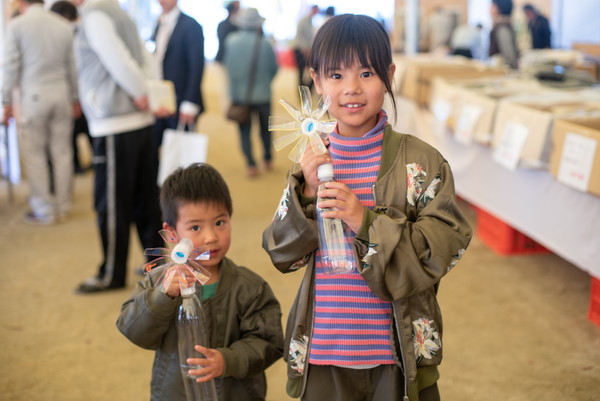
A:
[388, 63, 396, 89]
[310, 68, 323, 95]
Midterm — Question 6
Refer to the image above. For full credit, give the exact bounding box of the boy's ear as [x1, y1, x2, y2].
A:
[162, 222, 176, 237]
[310, 68, 323, 95]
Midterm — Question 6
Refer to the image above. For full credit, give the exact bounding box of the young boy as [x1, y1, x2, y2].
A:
[117, 163, 284, 401]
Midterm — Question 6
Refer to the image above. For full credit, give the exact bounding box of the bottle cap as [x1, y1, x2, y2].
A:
[317, 163, 334, 182]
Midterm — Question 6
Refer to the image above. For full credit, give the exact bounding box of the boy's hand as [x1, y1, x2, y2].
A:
[162, 265, 197, 298]
[317, 181, 365, 234]
[300, 138, 330, 198]
[187, 345, 225, 382]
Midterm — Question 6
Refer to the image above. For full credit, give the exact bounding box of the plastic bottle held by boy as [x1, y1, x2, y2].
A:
[177, 283, 218, 401]
[316, 163, 357, 274]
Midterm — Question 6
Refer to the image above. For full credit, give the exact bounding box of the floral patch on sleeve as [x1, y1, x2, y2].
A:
[406, 163, 442, 207]
[289, 335, 309, 374]
[406, 163, 426, 206]
[447, 248, 466, 272]
[412, 317, 441, 363]
[276, 185, 291, 220]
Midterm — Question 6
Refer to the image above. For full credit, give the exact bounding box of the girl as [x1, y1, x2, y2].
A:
[262, 14, 472, 401]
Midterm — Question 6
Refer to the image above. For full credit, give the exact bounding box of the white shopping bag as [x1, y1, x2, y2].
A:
[157, 128, 209, 185]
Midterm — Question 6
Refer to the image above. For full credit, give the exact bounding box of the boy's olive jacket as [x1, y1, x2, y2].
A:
[262, 126, 473, 400]
[116, 257, 284, 401]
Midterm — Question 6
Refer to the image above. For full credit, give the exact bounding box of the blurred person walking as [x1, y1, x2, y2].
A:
[2, 0, 79, 225]
[74, 0, 162, 294]
[151, 0, 205, 154]
[293, 5, 319, 87]
[224, 8, 278, 177]
[50, 0, 93, 175]
[523, 4, 551, 49]
[489, 0, 519, 69]
[215, 1, 240, 64]
[450, 23, 483, 59]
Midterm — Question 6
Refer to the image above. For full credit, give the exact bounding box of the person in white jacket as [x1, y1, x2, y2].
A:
[2, 0, 79, 225]
[74, 0, 163, 294]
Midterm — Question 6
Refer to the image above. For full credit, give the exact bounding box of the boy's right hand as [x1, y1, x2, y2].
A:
[163, 266, 182, 298]
[300, 138, 331, 197]
[162, 265, 197, 298]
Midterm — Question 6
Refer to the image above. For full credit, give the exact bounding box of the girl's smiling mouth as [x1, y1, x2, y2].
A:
[343, 103, 365, 109]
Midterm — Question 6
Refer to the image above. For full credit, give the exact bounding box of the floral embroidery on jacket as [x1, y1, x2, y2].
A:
[412, 318, 441, 363]
[289, 335, 309, 374]
[276, 185, 290, 220]
[421, 174, 441, 206]
[406, 163, 426, 206]
[448, 248, 466, 272]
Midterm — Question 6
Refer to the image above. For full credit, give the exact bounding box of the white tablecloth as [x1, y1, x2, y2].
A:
[389, 96, 600, 279]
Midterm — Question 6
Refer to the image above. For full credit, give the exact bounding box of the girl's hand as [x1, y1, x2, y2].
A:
[187, 346, 225, 382]
[299, 138, 330, 197]
[317, 181, 365, 233]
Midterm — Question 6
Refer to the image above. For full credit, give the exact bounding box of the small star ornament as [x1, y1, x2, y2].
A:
[269, 86, 337, 163]
[143, 229, 211, 292]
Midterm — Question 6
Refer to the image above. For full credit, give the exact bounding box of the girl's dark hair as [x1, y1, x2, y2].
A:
[493, 0, 513, 16]
[309, 14, 397, 117]
[160, 163, 233, 227]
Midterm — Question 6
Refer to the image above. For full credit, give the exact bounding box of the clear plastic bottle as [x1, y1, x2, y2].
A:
[177, 283, 218, 401]
[315, 163, 357, 274]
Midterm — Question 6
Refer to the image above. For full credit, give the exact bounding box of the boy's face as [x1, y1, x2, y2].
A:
[164, 201, 231, 270]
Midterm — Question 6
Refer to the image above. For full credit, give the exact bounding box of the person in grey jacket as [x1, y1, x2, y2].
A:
[2, 0, 79, 225]
[117, 163, 283, 401]
[74, 0, 163, 293]
[224, 8, 278, 177]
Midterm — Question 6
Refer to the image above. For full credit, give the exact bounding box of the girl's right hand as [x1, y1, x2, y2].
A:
[300, 138, 331, 197]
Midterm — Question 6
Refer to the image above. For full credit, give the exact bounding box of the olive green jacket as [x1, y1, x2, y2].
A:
[262, 126, 472, 400]
[116, 257, 284, 401]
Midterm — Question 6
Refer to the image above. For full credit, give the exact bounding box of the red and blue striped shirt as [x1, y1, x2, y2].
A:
[310, 112, 395, 366]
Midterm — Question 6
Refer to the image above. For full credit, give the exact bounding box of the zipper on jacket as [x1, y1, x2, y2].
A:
[372, 184, 378, 206]
[393, 311, 411, 401]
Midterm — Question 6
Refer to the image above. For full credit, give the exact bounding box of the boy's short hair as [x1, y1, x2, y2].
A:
[160, 163, 233, 227]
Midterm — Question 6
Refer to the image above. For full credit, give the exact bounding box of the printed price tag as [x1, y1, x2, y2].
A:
[557, 133, 597, 192]
[493, 122, 529, 170]
[455, 104, 483, 145]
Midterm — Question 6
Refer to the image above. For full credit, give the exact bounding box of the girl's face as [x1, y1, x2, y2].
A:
[164, 201, 231, 271]
[312, 61, 395, 138]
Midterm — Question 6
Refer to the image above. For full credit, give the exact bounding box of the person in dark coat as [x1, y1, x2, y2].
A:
[523, 4, 551, 49]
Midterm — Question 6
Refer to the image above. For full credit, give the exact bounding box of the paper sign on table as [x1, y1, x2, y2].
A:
[493, 122, 529, 170]
[455, 104, 483, 145]
[557, 132, 597, 192]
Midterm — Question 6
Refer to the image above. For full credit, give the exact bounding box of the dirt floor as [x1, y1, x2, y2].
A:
[0, 65, 599, 401]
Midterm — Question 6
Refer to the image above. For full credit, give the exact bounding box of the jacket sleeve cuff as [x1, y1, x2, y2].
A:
[218, 347, 247, 378]
[356, 208, 378, 243]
